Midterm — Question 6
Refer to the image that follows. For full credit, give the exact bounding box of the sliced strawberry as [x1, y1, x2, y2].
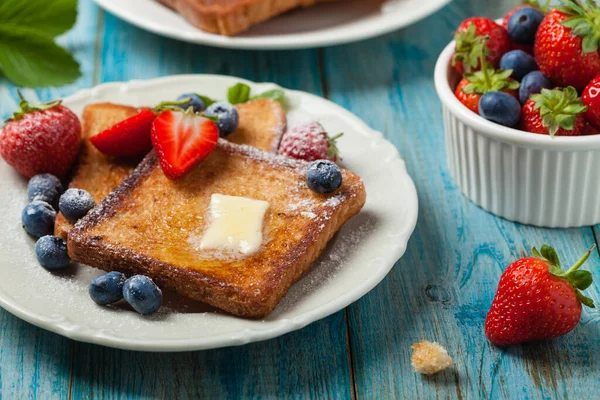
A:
[151, 110, 219, 180]
[90, 109, 156, 157]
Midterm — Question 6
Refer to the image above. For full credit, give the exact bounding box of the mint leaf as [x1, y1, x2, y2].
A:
[0, 0, 77, 37]
[227, 83, 251, 105]
[0, 26, 81, 88]
[251, 89, 286, 107]
[197, 94, 217, 107]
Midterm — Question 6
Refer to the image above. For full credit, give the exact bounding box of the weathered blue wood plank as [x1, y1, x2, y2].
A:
[323, 0, 600, 399]
[0, 1, 100, 398]
[70, 11, 353, 400]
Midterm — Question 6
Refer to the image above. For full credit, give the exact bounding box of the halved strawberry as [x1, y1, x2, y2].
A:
[90, 109, 156, 157]
[151, 110, 219, 180]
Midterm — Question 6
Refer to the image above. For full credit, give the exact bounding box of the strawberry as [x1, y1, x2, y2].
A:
[151, 109, 219, 180]
[582, 74, 600, 130]
[452, 17, 511, 75]
[520, 87, 587, 136]
[90, 109, 155, 157]
[0, 93, 81, 178]
[278, 121, 342, 162]
[454, 41, 519, 114]
[485, 245, 596, 346]
[534, 2, 600, 91]
[90, 99, 192, 157]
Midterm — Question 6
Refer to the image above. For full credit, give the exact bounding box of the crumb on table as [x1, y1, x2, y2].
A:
[411, 340, 454, 375]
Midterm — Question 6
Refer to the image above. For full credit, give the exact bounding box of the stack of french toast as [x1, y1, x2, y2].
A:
[45, 95, 366, 318]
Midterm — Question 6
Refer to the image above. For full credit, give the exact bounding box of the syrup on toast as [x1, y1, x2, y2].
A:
[55, 99, 286, 239]
[158, 0, 339, 36]
[68, 140, 366, 318]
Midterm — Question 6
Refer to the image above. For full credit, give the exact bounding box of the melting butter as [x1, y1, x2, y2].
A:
[200, 194, 269, 255]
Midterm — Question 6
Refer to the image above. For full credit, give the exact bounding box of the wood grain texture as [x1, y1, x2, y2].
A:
[322, 0, 600, 398]
[70, 10, 353, 400]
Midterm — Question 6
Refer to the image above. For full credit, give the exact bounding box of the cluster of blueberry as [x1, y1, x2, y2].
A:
[176, 93, 239, 136]
[22, 174, 162, 315]
[22, 174, 94, 269]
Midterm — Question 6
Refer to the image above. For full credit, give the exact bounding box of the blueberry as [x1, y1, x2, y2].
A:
[58, 188, 95, 223]
[508, 7, 544, 45]
[89, 272, 126, 305]
[177, 93, 206, 113]
[519, 71, 553, 104]
[28, 174, 63, 207]
[122, 275, 162, 315]
[22, 201, 56, 238]
[500, 50, 538, 81]
[478, 92, 522, 128]
[205, 102, 239, 137]
[35, 235, 70, 270]
[306, 160, 343, 194]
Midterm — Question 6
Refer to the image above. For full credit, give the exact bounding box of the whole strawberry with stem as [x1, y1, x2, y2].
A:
[534, 1, 600, 91]
[453, 18, 511, 75]
[455, 37, 520, 114]
[520, 86, 587, 136]
[485, 245, 596, 346]
[0, 92, 81, 178]
[278, 121, 342, 162]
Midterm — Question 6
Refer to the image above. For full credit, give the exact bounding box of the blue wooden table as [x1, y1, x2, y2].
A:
[1, 0, 599, 398]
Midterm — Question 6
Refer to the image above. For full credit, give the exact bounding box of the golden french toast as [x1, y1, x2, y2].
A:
[158, 0, 340, 36]
[55, 99, 287, 239]
[68, 140, 366, 318]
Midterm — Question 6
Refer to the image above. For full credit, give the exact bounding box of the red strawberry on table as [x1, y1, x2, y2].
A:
[278, 121, 342, 162]
[582, 74, 600, 130]
[0, 92, 81, 178]
[534, 2, 600, 91]
[151, 109, 219, 180]
[452, 17, 511, 75]
[485, 245, 596, 346]
[520, 87, 587, 136]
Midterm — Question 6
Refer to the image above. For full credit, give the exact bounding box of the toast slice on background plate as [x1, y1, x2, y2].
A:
[55, 99, 287, 239]
[158, 0, 340, 36]
[68, 140, 366, 318]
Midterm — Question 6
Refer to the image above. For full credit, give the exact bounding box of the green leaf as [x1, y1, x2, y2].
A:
[567, 270, 593, 290]
[541, 245, 562, 268]
[0, 25, 81, 88]
[576, 290, 596, 308]
[227, 83, 251, 105]
[196, 94, 217, 107]
[0, 0, 77, 38]
[251, 89, 286, 107]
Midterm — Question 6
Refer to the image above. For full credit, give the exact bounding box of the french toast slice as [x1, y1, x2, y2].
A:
[68, 140, 366, 318]
[55, 99, 286, 239]
[158, 0, 339, 36]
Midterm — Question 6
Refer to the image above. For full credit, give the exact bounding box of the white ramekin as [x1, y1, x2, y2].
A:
[434, 39, 600, 228]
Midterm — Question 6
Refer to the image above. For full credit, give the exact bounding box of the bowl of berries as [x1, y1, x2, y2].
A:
[434, 0, 600, 227]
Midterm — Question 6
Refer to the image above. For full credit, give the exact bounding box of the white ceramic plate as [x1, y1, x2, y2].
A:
[93, 0, 450, 49]
[0, 75, 418, 351]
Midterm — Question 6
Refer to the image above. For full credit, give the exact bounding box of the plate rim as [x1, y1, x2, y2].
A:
[92, 0, 451, 50]
[0, 75, 419, 351]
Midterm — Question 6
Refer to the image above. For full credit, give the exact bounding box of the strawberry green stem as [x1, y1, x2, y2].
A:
[565, 244, 597, 274]
[479, 37, 492, 88]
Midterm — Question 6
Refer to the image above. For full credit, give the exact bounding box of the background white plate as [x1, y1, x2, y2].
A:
[93, 0, 450, 49]
[0, 75, 418, 351]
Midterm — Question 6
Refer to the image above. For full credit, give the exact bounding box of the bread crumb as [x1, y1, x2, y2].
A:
[411, 340, 453, 375]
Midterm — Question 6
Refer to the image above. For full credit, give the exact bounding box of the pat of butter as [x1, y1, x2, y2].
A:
[200, 194, 269, 255]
